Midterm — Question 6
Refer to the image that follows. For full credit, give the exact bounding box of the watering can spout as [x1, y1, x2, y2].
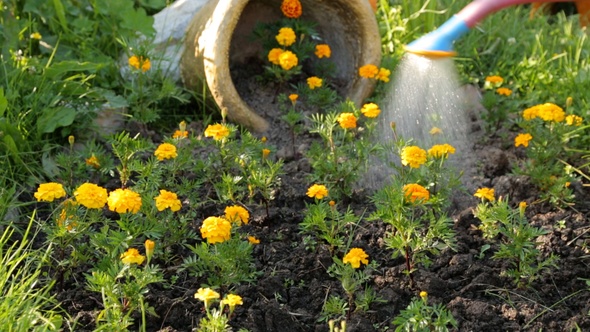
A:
[405, 0, 573, 58]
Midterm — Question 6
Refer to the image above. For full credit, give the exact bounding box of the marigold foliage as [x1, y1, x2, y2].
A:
[514, 133, 533, 147]
[337, 112, 357, 129]
[276, 27, 296, 47]
[154, 143, 178, 161]
[401, 146, 427, 168]
[403, 183, 430, 203]
[120, 248, 145, 265]
[204, 123, 230, 141]
[427, 144, 456, 158]
[280, 0, 302, 18]
[306, 76, 322, 89]
[200, 216, 232, 244]
[34, 182, 66, 202]
[361, 103, 381, 118]
[225, 205, 250, 225]
[343, 248, 369, 269]
[155, 189, 182, 212]
[306, 184, 329, 199]
[107, 188, 142, 214]
[279, 50, 298, 70]
[74, 182, 108, 209]
[359, 64, 379, 78]
[315, 44, 331, 58]
[474, 187, 495, 201]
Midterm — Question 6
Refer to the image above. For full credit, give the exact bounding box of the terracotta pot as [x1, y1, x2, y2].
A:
[180, 0, 382, 132]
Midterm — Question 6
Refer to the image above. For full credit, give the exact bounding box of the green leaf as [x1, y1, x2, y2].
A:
[120, 7, 155, 37]
[44, 61, 104, 79]
[37, 107, 77, 134]
[0, 88, 7, 117]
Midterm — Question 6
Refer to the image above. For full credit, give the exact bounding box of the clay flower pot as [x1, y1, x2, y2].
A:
[180, 0, 382, 132]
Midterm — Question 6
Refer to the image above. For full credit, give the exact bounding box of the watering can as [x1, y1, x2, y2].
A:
[405, 0, 589, 57]
[531, 1, 590, 26]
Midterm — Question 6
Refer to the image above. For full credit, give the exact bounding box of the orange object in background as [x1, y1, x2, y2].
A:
[530, 1, 590, 27]
[368, 0, 377, 12]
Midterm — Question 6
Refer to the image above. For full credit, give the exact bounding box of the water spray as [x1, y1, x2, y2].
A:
[404, 0, 574, 58]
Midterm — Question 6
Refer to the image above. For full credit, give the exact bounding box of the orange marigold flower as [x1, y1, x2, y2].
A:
[288, 94, 298, 106]
[343, 248, 369, 269]
[107, 188, 142, 214]
[262, 148, 271, 159]
[514, 133, 532, 147]
[248, 236, 260, 244]
[307, 76, 322, 89]
[337, 112, 357, 129]
[401, 146, 427, 168]
[225, 205, 250, 225]
[200, 216, 232, 244]
[204, 123, 230, 141]
[34, 182, 66, 202]
[128, 55, 151, 72]
[154, 143, 177, 161]
[74, 183, 108, 209]
[145, 239, 155, 261]
[376, 67, 391, 82]
[403, 183, 430, 203]
[315, 44, 331, 58]
[280, 0, 302, 18]
[155, 189, 182, 212]
[537, 103, 565, 122]
[276, 27, 296, 47]
[522, 105, 540, 120]
[85, 154, 101, 169]
[359, 64, 379, 78]
[306, 184, 328, 199]
[496, 87, 512, 96]
[173, 130, 188, 139]
[268, 48, 284, 65]
[121, 248, 145, 265]
[279, 50, 298, 70]
[485, 75, 503, 84]
[474, 187, 495, 201]
[361, 103, 381, 118]
[565, 115, 583, 126]
[427, 144, 456, 158]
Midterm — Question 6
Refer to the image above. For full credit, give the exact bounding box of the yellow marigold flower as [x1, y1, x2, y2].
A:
[155, 189, 182, 212]
[403, 183, 430, 203]
[474, 187, 495, 201]
[359, 64, 379, 78]
[519, 201, 527, 214]
[248, 236, 260, 244]
[429, 127, 442, 135]
[279, 50, 298, 71]
[329, 200, 336, 207]
[145, 239, 155, 261]
[307, 76, 323, 90]
[261, 136, 267, 143]
[204, 123, 230, 141]
[288, 94, 298, 106]
[30, 32, 42, 40]
[537, 103, 565, 122]
[280, 0, 302, 18]
[128, 55, 151, 72]
[120, 248, 145, 265]
[361, 103, 381, 118]
[195, 288, 220, 308]
[420, 291, 428, 299]
[200, 216, 232, 244]
[496, 87, 512, 96]
[522, 105, 539, 120]
[485, 75, 503, 84]
[565, 115, 583, 126]
[307, 184, 328, 199]
[107, 188, 142, 214]
[376, 67, 391, 82]
[565, 181, 571, 188]
[85, 154, 101, 169]
[262, 148, 271, 159]
[154, 143, 178, 161]
[514, 133, 532, 147]
[343, 248, 369, 269]
[173, 130, 188, 139]
[337, 112, 357, 129]
[225, 205, 249, 225]
[427, 144, 456, 158]
[276, 27, 296, 47]
[74, 183, 108, 209]
[315, 44, 331, 58]
[268, 48, 283, 65]
[34, 182, 66, 202]
[401, 146, 427, 168]
[222, 294, 243, 308]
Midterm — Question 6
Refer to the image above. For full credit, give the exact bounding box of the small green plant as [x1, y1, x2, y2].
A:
[474, 196, 559, 288]
[392, 291, 457, 332]
[319, 295, 348, 323]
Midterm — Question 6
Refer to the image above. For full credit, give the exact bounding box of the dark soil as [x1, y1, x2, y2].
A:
[56, 66, 590, 332]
